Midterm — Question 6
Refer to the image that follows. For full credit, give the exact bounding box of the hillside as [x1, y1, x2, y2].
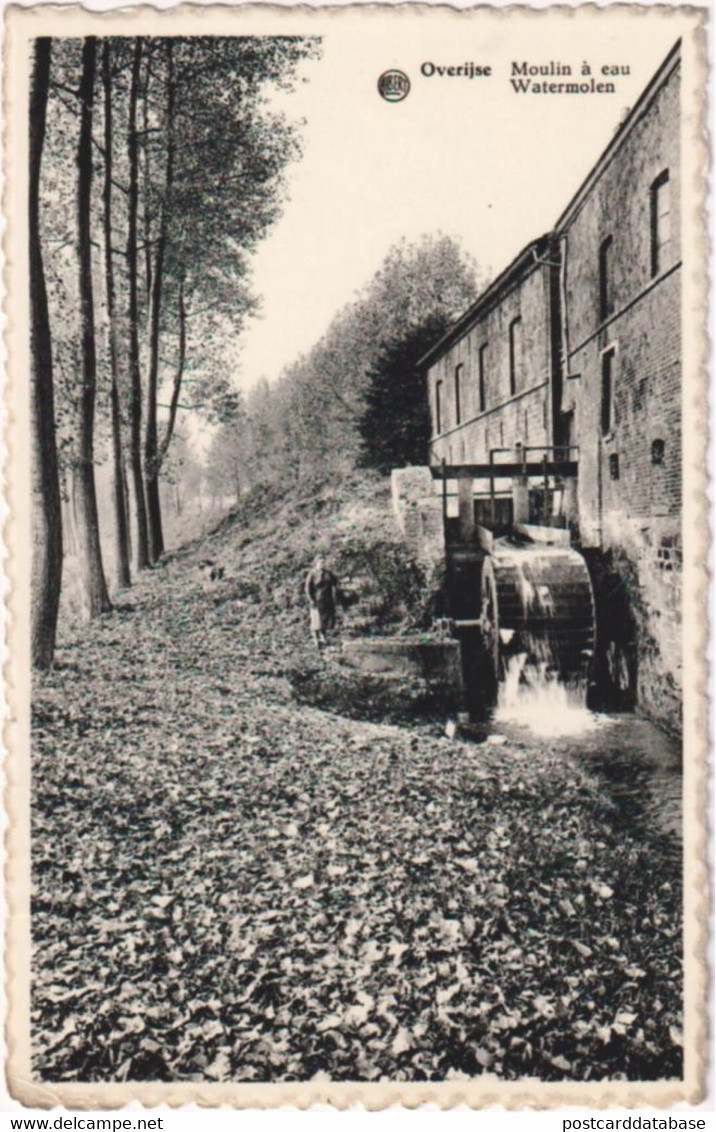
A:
[32, 475, 682, 1083]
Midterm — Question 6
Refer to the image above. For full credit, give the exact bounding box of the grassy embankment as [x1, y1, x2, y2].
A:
[31, 472, 683, 1082]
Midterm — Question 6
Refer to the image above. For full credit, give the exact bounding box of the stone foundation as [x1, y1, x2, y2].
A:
[587, 514, 682, 735]
[391, 467, 445, 567]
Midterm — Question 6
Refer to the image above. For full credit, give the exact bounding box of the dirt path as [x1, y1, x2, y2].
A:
[31, 501, 683, 1084]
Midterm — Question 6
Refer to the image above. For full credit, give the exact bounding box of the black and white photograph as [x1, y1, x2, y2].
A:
[4, 2, 709, 1108]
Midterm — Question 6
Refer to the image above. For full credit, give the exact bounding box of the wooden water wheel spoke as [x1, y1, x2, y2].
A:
[479, 557, 500, 695]
[449, 540, 596, 712]
[491, 545, 596, 685]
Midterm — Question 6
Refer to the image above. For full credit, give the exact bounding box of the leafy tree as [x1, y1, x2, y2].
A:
[126, 37, 151, 570]
[74, 37, 111, 617]
[102, 40, 131, 589]
[30, 37, 63, 669]
[135, 36, 320, 562]
[358, 313, 452, 474]
[308, 233, 478, 466]
[37, 32, 320, 619]
[158, 431, 206, 537]
[205, 416, 248, 506]
[235, 234, 478, 486]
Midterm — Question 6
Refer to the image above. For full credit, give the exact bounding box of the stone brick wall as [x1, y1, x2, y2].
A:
[569, 273, 681, 545]
[391, 467, 445, 566]
[427, 258, 552, 467]
[559, 56, 681, 731]
[560, 64, 680, 359]
[587, 517, 682, 733]
[419, 45, 682, 732]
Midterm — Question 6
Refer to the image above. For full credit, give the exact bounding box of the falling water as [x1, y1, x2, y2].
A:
[484, 549, 679, 843]
[492, 548, 601, 738]
[495, 643, 601, 737]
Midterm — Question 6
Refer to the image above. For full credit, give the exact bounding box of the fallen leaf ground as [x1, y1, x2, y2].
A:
[32, 476, 683, 1082]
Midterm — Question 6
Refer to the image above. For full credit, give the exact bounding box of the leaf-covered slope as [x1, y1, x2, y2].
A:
[32, 476, 682, 1082]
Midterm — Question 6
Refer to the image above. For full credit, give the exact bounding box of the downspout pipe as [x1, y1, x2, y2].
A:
[548, 233, 565, 451]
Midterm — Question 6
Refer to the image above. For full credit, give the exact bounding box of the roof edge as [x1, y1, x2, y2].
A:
[418, 233, 551, 369]
[555, 38, 681, 232]
[418, 38, 680, 373]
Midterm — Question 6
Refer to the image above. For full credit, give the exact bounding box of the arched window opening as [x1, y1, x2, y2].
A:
[601, 348, 616, 436]
[509, 317, 522, 397]
[652, 438, 665, 466]
[599, 236, 614, 321]
[478, 344, 488, 413]
[651, 170, 671, 276]
[454, 363, 463, 426]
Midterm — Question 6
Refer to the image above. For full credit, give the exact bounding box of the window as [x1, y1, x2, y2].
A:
[435, 380, 443, 434]
[478, 344, 488, 412]
[509, 317, 522, 397]
[609, 453, 620, 481]
[601, 348, 615, 436]
[651, 170, 671, 276]
[454, 364, 463, 426]
[599, 236, 613, 320]
[652, 438, 665, 466]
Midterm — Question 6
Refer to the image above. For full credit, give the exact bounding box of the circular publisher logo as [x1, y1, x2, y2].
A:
[378, 70, 411, 102]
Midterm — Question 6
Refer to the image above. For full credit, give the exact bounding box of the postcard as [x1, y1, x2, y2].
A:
[3, 1, 709, 1108]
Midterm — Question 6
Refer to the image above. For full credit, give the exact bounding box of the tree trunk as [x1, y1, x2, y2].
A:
[144, 40, 175, 564]
[127, 37, 150, 570]
[102, 41, 131, 591]
[61, 482, 78, 556]
[121, 457, 132, 564]
[29, 37, 63, 669]
[142, 46, 153, 304]
[157, 277, 186, 470]
[76, 36, 111, 618]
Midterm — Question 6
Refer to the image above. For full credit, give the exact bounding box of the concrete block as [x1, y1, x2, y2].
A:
[341, 636, 463, 690]
[391, 466, 445, 565]
[514, 522, 571, 548]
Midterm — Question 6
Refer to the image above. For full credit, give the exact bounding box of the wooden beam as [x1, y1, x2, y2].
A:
[431, 461, 579, 479]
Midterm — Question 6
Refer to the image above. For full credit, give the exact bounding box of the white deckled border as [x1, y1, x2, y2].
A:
[2, 1, 710, 1109]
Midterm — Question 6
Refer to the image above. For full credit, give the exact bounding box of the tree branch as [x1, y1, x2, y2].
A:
[50, 79, 80, 100]
[52, 89, 131, 195]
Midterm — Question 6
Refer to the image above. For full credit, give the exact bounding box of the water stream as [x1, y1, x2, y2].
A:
[492, 645, 682, 847]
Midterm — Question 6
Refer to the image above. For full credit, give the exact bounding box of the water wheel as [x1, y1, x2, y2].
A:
[490, 542, 596, 684]
[449, 540, 596, 710]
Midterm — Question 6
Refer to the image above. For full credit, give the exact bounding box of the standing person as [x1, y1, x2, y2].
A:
[305, 555, 339, 649]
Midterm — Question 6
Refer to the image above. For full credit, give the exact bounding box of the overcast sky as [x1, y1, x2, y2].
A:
[227, 11, 680, 394]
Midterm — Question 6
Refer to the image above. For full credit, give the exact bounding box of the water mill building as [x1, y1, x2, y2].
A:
[411, 40, 682, 733]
